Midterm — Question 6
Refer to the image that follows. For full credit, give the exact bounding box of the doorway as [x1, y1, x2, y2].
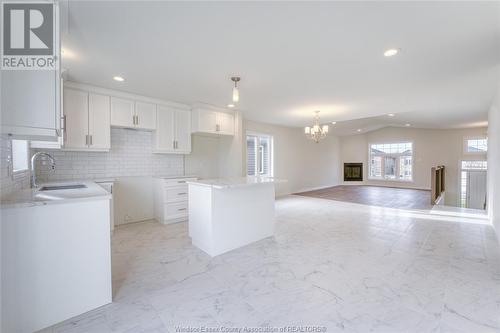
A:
[460, 161, 487, 209]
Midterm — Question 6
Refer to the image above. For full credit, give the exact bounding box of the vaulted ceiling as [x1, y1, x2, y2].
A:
[61, 1, 500, 132]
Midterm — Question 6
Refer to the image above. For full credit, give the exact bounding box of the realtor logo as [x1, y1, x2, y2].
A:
[2, 2, 56, 70]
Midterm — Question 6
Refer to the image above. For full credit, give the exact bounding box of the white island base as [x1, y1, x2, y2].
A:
[188, 178, 278, 257]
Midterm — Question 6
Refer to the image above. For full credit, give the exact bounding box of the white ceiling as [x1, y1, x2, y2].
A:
[61, 1, 500, 132]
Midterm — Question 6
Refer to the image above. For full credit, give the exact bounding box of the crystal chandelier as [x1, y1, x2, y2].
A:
[304, 111, 329, 143]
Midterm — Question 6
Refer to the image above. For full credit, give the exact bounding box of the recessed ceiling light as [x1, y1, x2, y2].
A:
[387, 113, 395, 117]
[357, 129, 362, 132]
[113, 76, 125, 82]
[384, 48, 399, 57]
[331, 121, 337, 125]
[227, 104, 235, 108]
[405, 123, 411, 127]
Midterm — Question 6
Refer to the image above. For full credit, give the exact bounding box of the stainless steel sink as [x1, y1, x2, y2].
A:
[39, 184, 87, 191]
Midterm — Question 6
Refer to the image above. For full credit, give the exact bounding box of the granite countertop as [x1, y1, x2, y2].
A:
[186, 177, 286, 189]
[1, 181, 111, 209]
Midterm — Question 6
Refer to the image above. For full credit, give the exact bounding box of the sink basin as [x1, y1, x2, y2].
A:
[39, 184, 87, 191]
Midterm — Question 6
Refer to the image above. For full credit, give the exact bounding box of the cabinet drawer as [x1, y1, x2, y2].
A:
[163, 186, 188, 203]
[162, 178, 197, 187]
[165, 202, 188, 219]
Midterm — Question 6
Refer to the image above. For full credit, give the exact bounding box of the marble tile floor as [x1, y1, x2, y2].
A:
[42, 195, 500, 333]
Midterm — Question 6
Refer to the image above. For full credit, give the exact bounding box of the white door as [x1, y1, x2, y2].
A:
[63, 88, 89, 149]
[197, 110, 218, 133]
[135, 102, 157, 130]
[217, 112, 235, 135]
[175, 110, 191, 153]
[110, 97, 135, 128]
[155, 106, 175, 152]
[88, 93, 111, 150]
[467, 171, 487, 209]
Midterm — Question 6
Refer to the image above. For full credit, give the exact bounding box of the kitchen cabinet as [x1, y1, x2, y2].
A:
[110, 97, 135, 128]
[88, 94, 111, 149]
[153, 106, 191, 154]
[154, 177, 197, 224]
[111, 98, 157, 130]
[63, 88, 110, 151]
[216, 112, 235, 135]
[191, 107, 235, 136]
[135, 102, 157, 130]
[0, 3, 61, 141]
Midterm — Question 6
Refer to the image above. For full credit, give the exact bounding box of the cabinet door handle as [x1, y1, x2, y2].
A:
[85, 135, 89, 145]
[90, 135, 93, 145]
[173, 140, 176, 149]
[216, 124, 220, 132]
[177, 208, 187, 211]
[61, 115, 66, 134]
[177, 180, 186, 183]
[177, 192, 187, 195]
[136, 115, 139, 125]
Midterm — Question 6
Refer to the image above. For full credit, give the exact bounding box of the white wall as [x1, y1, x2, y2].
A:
[243, 120, 341, 196]
[488, 85, 500, 238]
[340, 126, 488, 206]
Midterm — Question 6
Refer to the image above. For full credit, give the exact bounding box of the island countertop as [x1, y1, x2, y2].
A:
[186, 177, 286, 189]
[1, 181, 111, 209]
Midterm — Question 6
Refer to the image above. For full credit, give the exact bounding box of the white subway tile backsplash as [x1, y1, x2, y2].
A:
[35, 128, 185, 182]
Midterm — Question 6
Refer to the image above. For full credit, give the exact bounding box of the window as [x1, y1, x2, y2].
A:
[465, 137, 487, 153]
[369, 142, 413, 181]
[12, 140, 29, 173]
[246, 133, 273, 177]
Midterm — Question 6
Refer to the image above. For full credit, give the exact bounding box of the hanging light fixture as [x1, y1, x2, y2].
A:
[231, 76, 240, 102]
[304, 111, 329, 143]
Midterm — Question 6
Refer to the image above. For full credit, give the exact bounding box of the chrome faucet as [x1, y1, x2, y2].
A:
[31, 152, 55, 188]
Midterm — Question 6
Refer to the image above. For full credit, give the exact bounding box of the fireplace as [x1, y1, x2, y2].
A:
[344, 163, 363, 181]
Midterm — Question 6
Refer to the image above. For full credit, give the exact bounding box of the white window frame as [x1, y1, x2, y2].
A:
[368, 141, 414, 182]
[463, 136, 488, 155]
[11, 139, 30, 180]
[246, 131, 274, 177]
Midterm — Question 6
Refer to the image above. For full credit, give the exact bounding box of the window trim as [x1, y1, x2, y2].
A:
[463, 136, 488, 155]
[367, 141, 414, 183]
[246, 131, 274, 177]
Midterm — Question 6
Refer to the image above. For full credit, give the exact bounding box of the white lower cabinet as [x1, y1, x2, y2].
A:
[154, 177, 197, 224]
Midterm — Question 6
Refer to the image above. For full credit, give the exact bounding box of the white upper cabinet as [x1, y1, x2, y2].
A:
[154, 106, 175, 152]
[111, 97, 135, 128]
[153, 106, 191, 154]
[64, 88, 89, 150]
[217, 112, 235, 135]
[191, 107, 235, 136]
[88, 94, 111, 150]
[135, 102, 157, 130]
[0, 4, 61, 141]
[175, 110, 191, 153]
[195, 109, 218, 133]
[63, 88, 110, 151]
[111, 98, 156, 130]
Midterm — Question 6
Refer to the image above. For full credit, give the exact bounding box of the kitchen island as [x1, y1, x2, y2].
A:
[187, 177, 284, 257]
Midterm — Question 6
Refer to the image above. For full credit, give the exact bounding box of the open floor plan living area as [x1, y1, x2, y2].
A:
[1, 1, 500, 332]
